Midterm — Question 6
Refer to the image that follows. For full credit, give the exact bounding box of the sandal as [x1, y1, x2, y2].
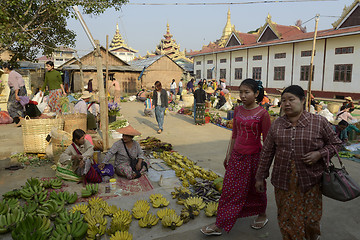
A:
[200, 225, 222, 236]
[251, 218, 268, 230]
[157, 129, 162, 134]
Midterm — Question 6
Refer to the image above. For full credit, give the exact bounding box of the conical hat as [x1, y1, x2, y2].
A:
[205, 88, 215, 94]
[116, 125, 141, 136]
[345, 96, 353, 101]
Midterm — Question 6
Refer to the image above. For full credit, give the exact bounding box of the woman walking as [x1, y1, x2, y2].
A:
[201, 78, 271, 236]
[194, 81, 206, 125]
[2, 63, 27, 124]
[255, 85, 342, 240]
[42, 61, 66, 114]
[152, 81, 168, 134]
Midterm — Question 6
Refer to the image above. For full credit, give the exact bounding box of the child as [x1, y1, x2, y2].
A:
[144, 93, 154, 117]
[201, 79, 271, 235]
[332, 120, 349, 144]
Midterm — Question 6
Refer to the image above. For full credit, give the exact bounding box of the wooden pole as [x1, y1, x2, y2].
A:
[105, 35, 109, 150]
[79, 61, 84, 93]
[307, 14, 319, 111]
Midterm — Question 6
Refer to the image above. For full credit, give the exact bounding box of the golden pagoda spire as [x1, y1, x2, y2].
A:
[218, 8, 236, 47]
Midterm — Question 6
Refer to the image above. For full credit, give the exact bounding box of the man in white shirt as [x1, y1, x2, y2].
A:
[170, 79, 177, 95]
[178, 79, 183, 101]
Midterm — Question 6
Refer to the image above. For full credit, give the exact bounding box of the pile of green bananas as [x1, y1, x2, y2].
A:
[161, 212, 183, 230]
[11, 215, 51, 240]
[55, 210, 83, 225]
[36, 200, 65, 221]
[0, 208, 24, 234]
[41, 179, 63, 189]
[132, 200, 150, 219]
[22, 202, 38, 216]
[81, 183, 99, 198]
[20, 183, 48, 204]
[138, 213, 159, 228]
[108, 210, 132, 234]
[51, 220, 88, 240]
[109, 231, 133, 240]
[50, 191, 78, 205]
[149, 194, 169, 208]
[2, 189, 21, 199]
[204, 201, 219, 217]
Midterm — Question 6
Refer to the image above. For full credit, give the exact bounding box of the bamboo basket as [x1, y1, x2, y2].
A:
[52, 130, 72, 153]
[63, 113, 87, 134]
[327, 103, 341, 114]
[22, 116, 64, 153]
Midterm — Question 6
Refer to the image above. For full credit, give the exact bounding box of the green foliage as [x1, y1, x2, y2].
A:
[0, 0, 128, 63]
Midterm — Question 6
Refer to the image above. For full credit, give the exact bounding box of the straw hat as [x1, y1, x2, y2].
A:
[205, 88, 215, 94]
[81, 91, 92, 99]
[345, 96, 353, 101]
[116, 125, 141, 136]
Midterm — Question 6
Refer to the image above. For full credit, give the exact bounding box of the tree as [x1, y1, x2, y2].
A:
[0, 0, 128, 62]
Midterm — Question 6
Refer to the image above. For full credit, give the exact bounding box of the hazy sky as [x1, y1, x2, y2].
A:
[66, 0, 355, 57]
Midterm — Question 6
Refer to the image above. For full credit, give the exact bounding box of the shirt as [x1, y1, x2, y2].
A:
[59, 140, 94, 165]
[102, 140, 145, 168]
[73, 99, 87, 114]
[170, 82, 176, 90]
[42, 70, 62, 91]
[332, 125, 347, 141]
[7, 70, 25, 90]
[179, 81, 183, 88]
[256, 111, 342, 192]
[336, 111, 353, 122]
[194, 88, 206, 104]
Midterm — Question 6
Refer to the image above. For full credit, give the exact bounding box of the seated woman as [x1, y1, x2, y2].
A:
[58, 129, 96, 182]
[100, 125, 149, 179]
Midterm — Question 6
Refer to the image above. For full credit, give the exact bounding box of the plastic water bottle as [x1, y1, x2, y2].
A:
[109, 178, 117, 191]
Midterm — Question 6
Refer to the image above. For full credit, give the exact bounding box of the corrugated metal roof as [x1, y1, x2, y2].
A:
[176, 61, 193, 72]
[129, 55, 162, 68]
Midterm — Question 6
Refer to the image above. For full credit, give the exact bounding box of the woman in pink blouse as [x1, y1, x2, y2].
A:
[201, 79, 271, 236]
[255, 85, 342, 240]
[2, 63, 27, 124]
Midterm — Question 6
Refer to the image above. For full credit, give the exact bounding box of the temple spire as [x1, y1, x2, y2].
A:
[218, 8, 236, 47]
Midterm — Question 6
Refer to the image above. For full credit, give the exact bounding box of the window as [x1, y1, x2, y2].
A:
[235, 57, 243, 62]
[207, 69, 213, 79]
[334, 64, 352, 82]
[300, 65, 315, 81]
[196, 61, 201, 65]
[196, 70, 201, 79]
[120, 53, 126, 55]
[301, 50, 315, 57]
[335, 47, 354, 55]
[274, 66, 285, 81]
[220, 69, 226, 79]
[274, 53, 286, 59]
[235, 68, 242, 80]
[207, 60, 213, 64]
[252, 67, 262, 80]
[220, 59, 227, 63]
[253, 55, 262, 61]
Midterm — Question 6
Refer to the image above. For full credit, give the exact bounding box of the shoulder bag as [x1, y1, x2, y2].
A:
[322, 146, 360, 201]
[122, 140, 148, 179]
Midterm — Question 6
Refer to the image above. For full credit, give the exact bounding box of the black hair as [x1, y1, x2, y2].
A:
[172, 79, 175, 82]
[281, 85, 305, 100]
[198, 81, 203, 87]
[339, 120, 349, 127]
[154, 81, 162, 90]
[45, 61, 54, 67]
[2, 62, 13, 70]
[72, 129, 85, 142]
[239, 78, 264, 103]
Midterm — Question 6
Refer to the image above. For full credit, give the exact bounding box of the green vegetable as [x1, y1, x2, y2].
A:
[109, 119, 128, 130]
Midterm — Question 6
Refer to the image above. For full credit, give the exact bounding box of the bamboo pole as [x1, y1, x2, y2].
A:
[307, 14, 319, 111]
[105, 35, 109, 150]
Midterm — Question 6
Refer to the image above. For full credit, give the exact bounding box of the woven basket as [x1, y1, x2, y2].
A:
[22, 116, 64, 153]
[52, 130, 72, 152]
[63, 113, 87, 134]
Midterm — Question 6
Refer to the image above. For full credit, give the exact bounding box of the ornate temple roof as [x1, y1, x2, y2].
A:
[110, 24, 138, 53]
[332, 0, 360, 29]
[217, 9, 236, 47]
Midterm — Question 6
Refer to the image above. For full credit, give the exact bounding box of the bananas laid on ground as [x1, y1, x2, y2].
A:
[81, 184, 99, 198]
[108, 210, 132, 234]
[2, 189, 21, 199]
[161, 212, 183, 230]
[151, 197, 169, 208]
[204, 201, 219, 217]
[11, 215, 51, 240]
[87, 224, 106, 239]
[36, 200, 65, 220]
[110, 231, 133, 240]
[49, 179, 63, 189]
[0, 201, 8, 215]
[51, 221, 88, 240]
[71, 203, 89, 214]
[25, 177, 41, 188]
[84, 209, 107, 228]
[156, 208, 176, 219]
[50, 191, 78, 205]
[0, 207, 25, 234]
[104, 204, 120, 217]
[149, 193, 163, 203]
[132, 200, 150, 219]
[20, 184, 47, 204]
[180, 206, 200, 223]
[23, 202, 38, 215]
[138, 213, 159, 228]
[41, 179, 52, 189]
[81, 189, 93, 198]
[6, 198, 20, 210]
[56, 210, 84, 225]
[184, 196, 206, 210]
[171, 186, 191, 205]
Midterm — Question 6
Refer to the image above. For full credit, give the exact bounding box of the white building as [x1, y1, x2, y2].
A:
[189, 1, 360, 99]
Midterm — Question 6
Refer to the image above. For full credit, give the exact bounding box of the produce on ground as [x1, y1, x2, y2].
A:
[139, 137, 172, 152]
[109, 119, 128, 130]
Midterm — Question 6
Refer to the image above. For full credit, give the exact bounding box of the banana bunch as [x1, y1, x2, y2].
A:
[36, 200, 65, 220]
[49, 179, 63, 189]
[23, 202, 38, 216]
[56, 210, 83, 225]
[156, 208, 176, 220]
[132, 200, 150, 219]
[180, 206, 200, 223]
[0, 201, 8, 215]
[150, 195, 169, 208]
[108, 210, 132, 234]
[71, 203, 89, 214]
[171, 187, 191, 200]
[138, 213, 159, 228]
[81, 184, 99, 198]
[104, 204, 120, 217]
[24, 177, 41, 188]
[204, 201, 219, 217]
[6, 198, 20, 209]
[0, 208, 25, 234]
[2, 189, 21, 199]
[20, 184, 46, 202]
[161, 212, 183, 230]
[88, 196, 105, 208]
[184, 197, 206, 210]
[50, 191, 78, 205]
[11, 215, 52, 240]
[51, 221, 88, 240]
[84, 209, 107, 228]
[149, 193, 163, 202]
[110, 231, 133, 240]
[41, 179, 52, 189]
[87, 224, 106, 239]
[181, 179, 190, 187]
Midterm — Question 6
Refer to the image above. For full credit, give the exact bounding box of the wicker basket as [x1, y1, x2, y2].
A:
[52, 130, 72, 153]
[63, 113, 87, 134]
[22, 116, 64, 153]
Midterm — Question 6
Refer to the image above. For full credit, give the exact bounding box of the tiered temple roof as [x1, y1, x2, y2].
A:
[110, 24, 137, 53]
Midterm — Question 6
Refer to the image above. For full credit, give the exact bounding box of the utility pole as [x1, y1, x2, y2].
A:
[73, 6, 108, 149]
[307, 14, 319, 111]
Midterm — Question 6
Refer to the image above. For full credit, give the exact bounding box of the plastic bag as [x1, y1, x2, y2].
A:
[219, 101, 233, 111]
[0, 111, 13, 124]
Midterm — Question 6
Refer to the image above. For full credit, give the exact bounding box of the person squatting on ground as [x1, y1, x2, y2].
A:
[41, 61, 66, 114]
[100, 125, 149, 180]
[2, 62, 27, 124]
[201, 78, 271, 236]
[152, 81, 168, 134]
[194, 81, 206, 125]
[255, 85, 342, 240]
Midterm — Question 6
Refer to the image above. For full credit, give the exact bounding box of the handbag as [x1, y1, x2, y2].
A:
[93, 163, 114, 177]
[322, 146, 360, 201]
[122, 140, 148, 179]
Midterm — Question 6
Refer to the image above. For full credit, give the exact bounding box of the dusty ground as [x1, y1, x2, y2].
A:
[0, 101, 360, 240]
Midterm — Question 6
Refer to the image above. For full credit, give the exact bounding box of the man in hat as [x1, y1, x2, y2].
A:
[73, 91, 98, 130]
[343, 96, 355, 113]
[100, 125, 149, 179]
